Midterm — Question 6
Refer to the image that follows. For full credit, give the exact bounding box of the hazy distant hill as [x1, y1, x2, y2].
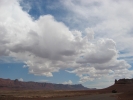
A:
[0, 78, 88, 90]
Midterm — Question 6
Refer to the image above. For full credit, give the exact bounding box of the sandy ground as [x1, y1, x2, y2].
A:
[117, 91, 133, 100]
[0, 90, 119, 100]
[47, 93, 118, 100]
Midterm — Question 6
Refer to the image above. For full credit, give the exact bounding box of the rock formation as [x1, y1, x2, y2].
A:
[103, 78, 133, 93]
[115, 78, 133, 84]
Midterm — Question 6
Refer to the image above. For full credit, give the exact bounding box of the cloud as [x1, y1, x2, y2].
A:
[76, 38, 117, 64]
[62, 80, 73, 85]
[60, 0, 133, 59]
[0, 0, 133, 86]
[85, 76, 114, 89]
[39, 80, 48, 82]
[58, 0, 133, 84]
[18, 78, 23, 82]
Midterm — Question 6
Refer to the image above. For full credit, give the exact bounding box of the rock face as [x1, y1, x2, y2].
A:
[0, 78, 88, 90]
[103, 78, 133, 92]
[115, 79, 133, 84]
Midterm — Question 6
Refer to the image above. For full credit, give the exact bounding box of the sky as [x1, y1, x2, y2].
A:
[0, 0, 133, 89]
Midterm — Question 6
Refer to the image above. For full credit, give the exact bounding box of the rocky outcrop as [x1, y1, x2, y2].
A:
[115, 79, 133, 84]
[102, 78, 133, 93]
[0, 78, 88, 90]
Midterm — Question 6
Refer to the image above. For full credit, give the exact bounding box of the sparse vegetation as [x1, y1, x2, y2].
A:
[0, 90, 94, 100]
[112, 90, 117, 93]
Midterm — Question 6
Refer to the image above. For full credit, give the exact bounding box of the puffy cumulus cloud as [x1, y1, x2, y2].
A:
[67, 53, 131, 83]
[0, 0, 84, 76]
[85, 76, 115, 89]
[18, 78, 23, 82]
[62, 80, 73, 85]
[76, 38, 117, 64]
[0, 0, 133, 85]
[60, 0, 133, 59]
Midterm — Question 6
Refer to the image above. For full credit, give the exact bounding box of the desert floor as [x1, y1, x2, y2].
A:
[47, 93, 118, 100]
[0, 90, 121, 100]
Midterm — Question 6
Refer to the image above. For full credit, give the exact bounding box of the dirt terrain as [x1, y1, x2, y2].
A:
[117, 91, 133, 100]
[0, 90, 92, 98]
[0, 90, 117, 100]
[48, 93, 118, 100]
[0, 89, 131, 100]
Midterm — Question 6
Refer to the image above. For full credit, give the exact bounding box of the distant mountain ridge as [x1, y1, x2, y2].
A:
[0, 78, 88, 90]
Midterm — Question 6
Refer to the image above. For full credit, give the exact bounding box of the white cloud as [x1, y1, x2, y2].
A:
[18, 78, 23, 82]
[85, 76, 115, 89]
[58, 0, 133, 85]
[39, 80, 48, 82]
[76, 38, 117, 64]
[0, 0, 133, 88]
[60, 0, 133, 59]
[62, 80, 73, 85]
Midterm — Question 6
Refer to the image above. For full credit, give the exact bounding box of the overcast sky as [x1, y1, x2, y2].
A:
[0, 0, 133, 89]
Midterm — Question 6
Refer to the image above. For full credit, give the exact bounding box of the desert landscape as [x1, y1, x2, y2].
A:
[0, 0, 133, 100]
[0, 78, 133, 100]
